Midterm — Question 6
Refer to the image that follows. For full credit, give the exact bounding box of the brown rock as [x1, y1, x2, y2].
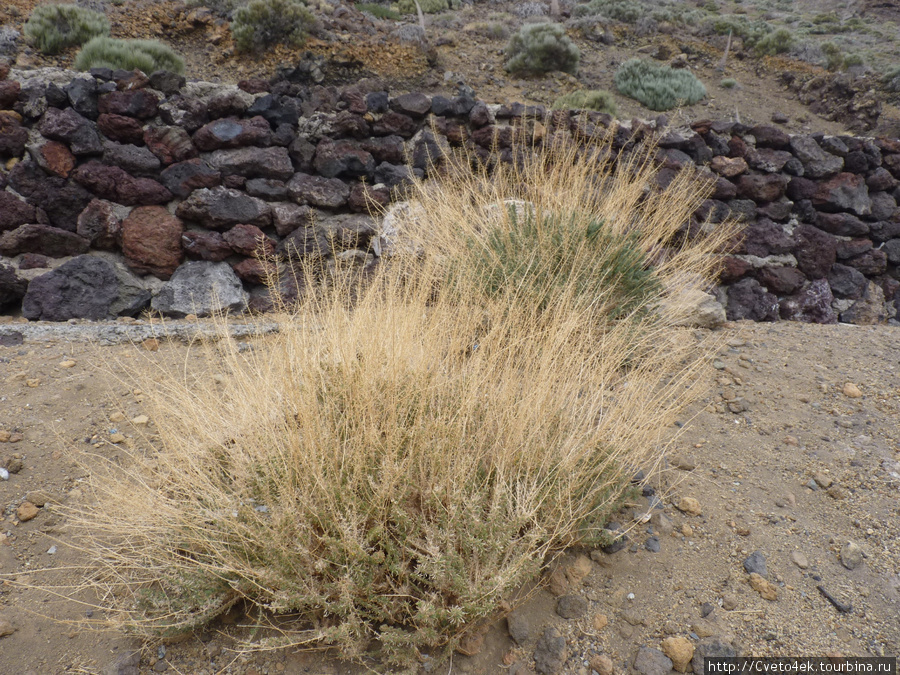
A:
[121, 206, 184, 279]
[233, 257, 269, 284]
[144, 125, 198, 165]
[16, 501, 39, 522]
[0, 224, 89, 257]
[842, 382, 862, 398]
[749, 572, 778, 600]
[223, 223, 274, 257]
[676, 497, 702, 516]
[590, 654, 614, 675]
[34, 141, 76, 178]
[661, 636, 695, 672]
[0, 615, 15, 637]
[710, 156, 747, 177]
[97, 113, 145, 145]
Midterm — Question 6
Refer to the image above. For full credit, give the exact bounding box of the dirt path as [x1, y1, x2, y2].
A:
[0, 318, 897, 675]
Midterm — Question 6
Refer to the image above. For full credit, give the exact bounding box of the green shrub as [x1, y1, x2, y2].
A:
[573, 0, 640, 23]
[720, 77, 737, 88]
[614, 58, 706, 111]
[396, 0, 458, 14]
[883, 65, 900, 92]
[504, 22, 580, 76]
[185, 0, 247, 19]
[74, 37, 185, 74]
[23, 3, 109, 55]
[551, 89, 618, 115]
[754, 27, 794, 56]
[231, 0, 314, 53]
[356, 2, 400, 20]
[842, 53, 864, 68]
[822, 41, 843, 70]
[466, 21, 510, 40]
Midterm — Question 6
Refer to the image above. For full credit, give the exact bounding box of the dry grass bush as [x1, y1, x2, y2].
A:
[66, 127, 737, 668]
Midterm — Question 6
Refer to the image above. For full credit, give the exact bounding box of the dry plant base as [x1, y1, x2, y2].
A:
[62, 127, 738, 668]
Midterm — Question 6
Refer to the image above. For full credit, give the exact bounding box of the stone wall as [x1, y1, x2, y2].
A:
[1, 64, 899, 324]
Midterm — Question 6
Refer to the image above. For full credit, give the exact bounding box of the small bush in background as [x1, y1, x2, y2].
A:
[505, 22, 580, 76]
[573, 0, 640, 23]
[719, 77, 737, 88]
[356, 2, 400, 20]
[614, 58, 706, 111]
[466, 20, 510, 40]
[23, 3, 109, 55]
[74, 37, 185, 74]
[883, 65, 900, 92]
[552, 88, 618, 115]
[185, 0, 246, 19]
[231, 0, 315, 53]
[754, 27, 794, 56]
[396, 0, 458, 14]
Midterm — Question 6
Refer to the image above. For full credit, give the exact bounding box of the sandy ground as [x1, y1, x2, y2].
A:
[0, 318, 897, 674]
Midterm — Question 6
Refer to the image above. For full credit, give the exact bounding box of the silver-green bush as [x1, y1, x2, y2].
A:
[231, 0, 315, 53]
[505, 22, 580, 76]
[614, 58, 706, 111]
[23, 3, 109, 55]
[552, 89, 618, 115]
[73, 37, 185, 75]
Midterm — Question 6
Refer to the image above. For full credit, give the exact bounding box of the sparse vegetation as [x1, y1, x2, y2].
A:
[72, 130, 732, 668]
[552, 88, 618, 115]
[753, 27, 795, 56]
[614, 58, 706, 111]
[504, 22, 580, 76]
[465, 20, 510, 40]
[73, 37, 185, 74]
[23, 3, 109, 55]
[396, 0, 457, 14]
[231, 0, 315, 53]
[720, 77, 737, 88]
[356, 2, 400, 20]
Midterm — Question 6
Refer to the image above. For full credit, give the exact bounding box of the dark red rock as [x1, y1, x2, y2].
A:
[286, 173, 349, 208]
[97, 113, 145, 145]
[206, 146, 293, 180]
[755, 266, 806, 294]
[144, 125, 198, 165]
[76, 199, 122, 249]
[115, 70, 150, 91]
[0, 112, 28, 157]
[192, 116, 272, 151]
[238, 79, 269, 94]
[0, 80, 20, 109]
[874, 137, 900, 154]
[815, 212, 870, 237]
[718, 256, 752, 283]
[727, 135, 748, 158]
[779, 279, 837, 323]
[866, 167, 898, 192]
[340, 88, 367, 115]
[176, 186, 271, 230]
[72, 161, 172, 206]
[98, 90, 159, 119]
[222, 174, 246, 189]
[835, 238, 873, 260]
[726, 277, 779, 322]
[372, 111, 418, 138]
[0, 224, 89, 257]
[360, 135, 405, 164]
[390, 92, 431, 118]
[349, 183, 391, 213]
[332, 111, 371, 139]
[736, 174, 788, 203]
[122, 206, 184, 279]
[22, 255, 118, 321]
[0, 263, 27, 308]
[0, 191, 36, 233]
[157, 158, 220, 199]
[786, 176, 818, 201]
[270, 202, 316, 237]
[17, 253, 51, 269]
[844, 248, 887, 276]
[232, 257, 268, 284]
[313, 139, 375, 178]
[811, 173, 871, 216]
[223, 223, 274, 256]
[794, 223, 837, 279]
[39, 107, 102, 155]
[711, 177, 737, 201]
[7, 161, 92, 231]
[182, 230, 232, 261]
[471, 125, 514, 149]
[750, 125, 790, 149]
[737, 218, 794, 257]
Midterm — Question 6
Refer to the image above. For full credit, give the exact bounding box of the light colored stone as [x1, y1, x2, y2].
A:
[131, 415, 149, 426]
[566, 554, 593, 584]
[659, 288, 727, 329]
[676, 497, 702, 516]
[842, 382, 862, 398]
[590, 654, 614, 675]
[790, 550, 809, 569]
[110, 433, 127, 444]
[0, 615, 15, 637]
[16, 501, 39, 522]
[110, 412, 126, 423]
[840, 541, 863, 570]
[661, 636, 695, 672]
[593, 613, 609, 631]
[749, 572, 778, 601]
[59, 360, 76, 368]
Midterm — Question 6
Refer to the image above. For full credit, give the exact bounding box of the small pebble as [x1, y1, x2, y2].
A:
[790, 550, 809, 569]
[840, 541, 864, 570]
[842, 383, 862, 398]
[676, 497, 702, 516]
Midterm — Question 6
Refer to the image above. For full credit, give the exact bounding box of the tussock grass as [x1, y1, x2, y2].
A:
[65, 128, 736, 667]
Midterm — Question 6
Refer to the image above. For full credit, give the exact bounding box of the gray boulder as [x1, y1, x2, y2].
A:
[22, 255, 119, 321]
[152, 261, 248, 318]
